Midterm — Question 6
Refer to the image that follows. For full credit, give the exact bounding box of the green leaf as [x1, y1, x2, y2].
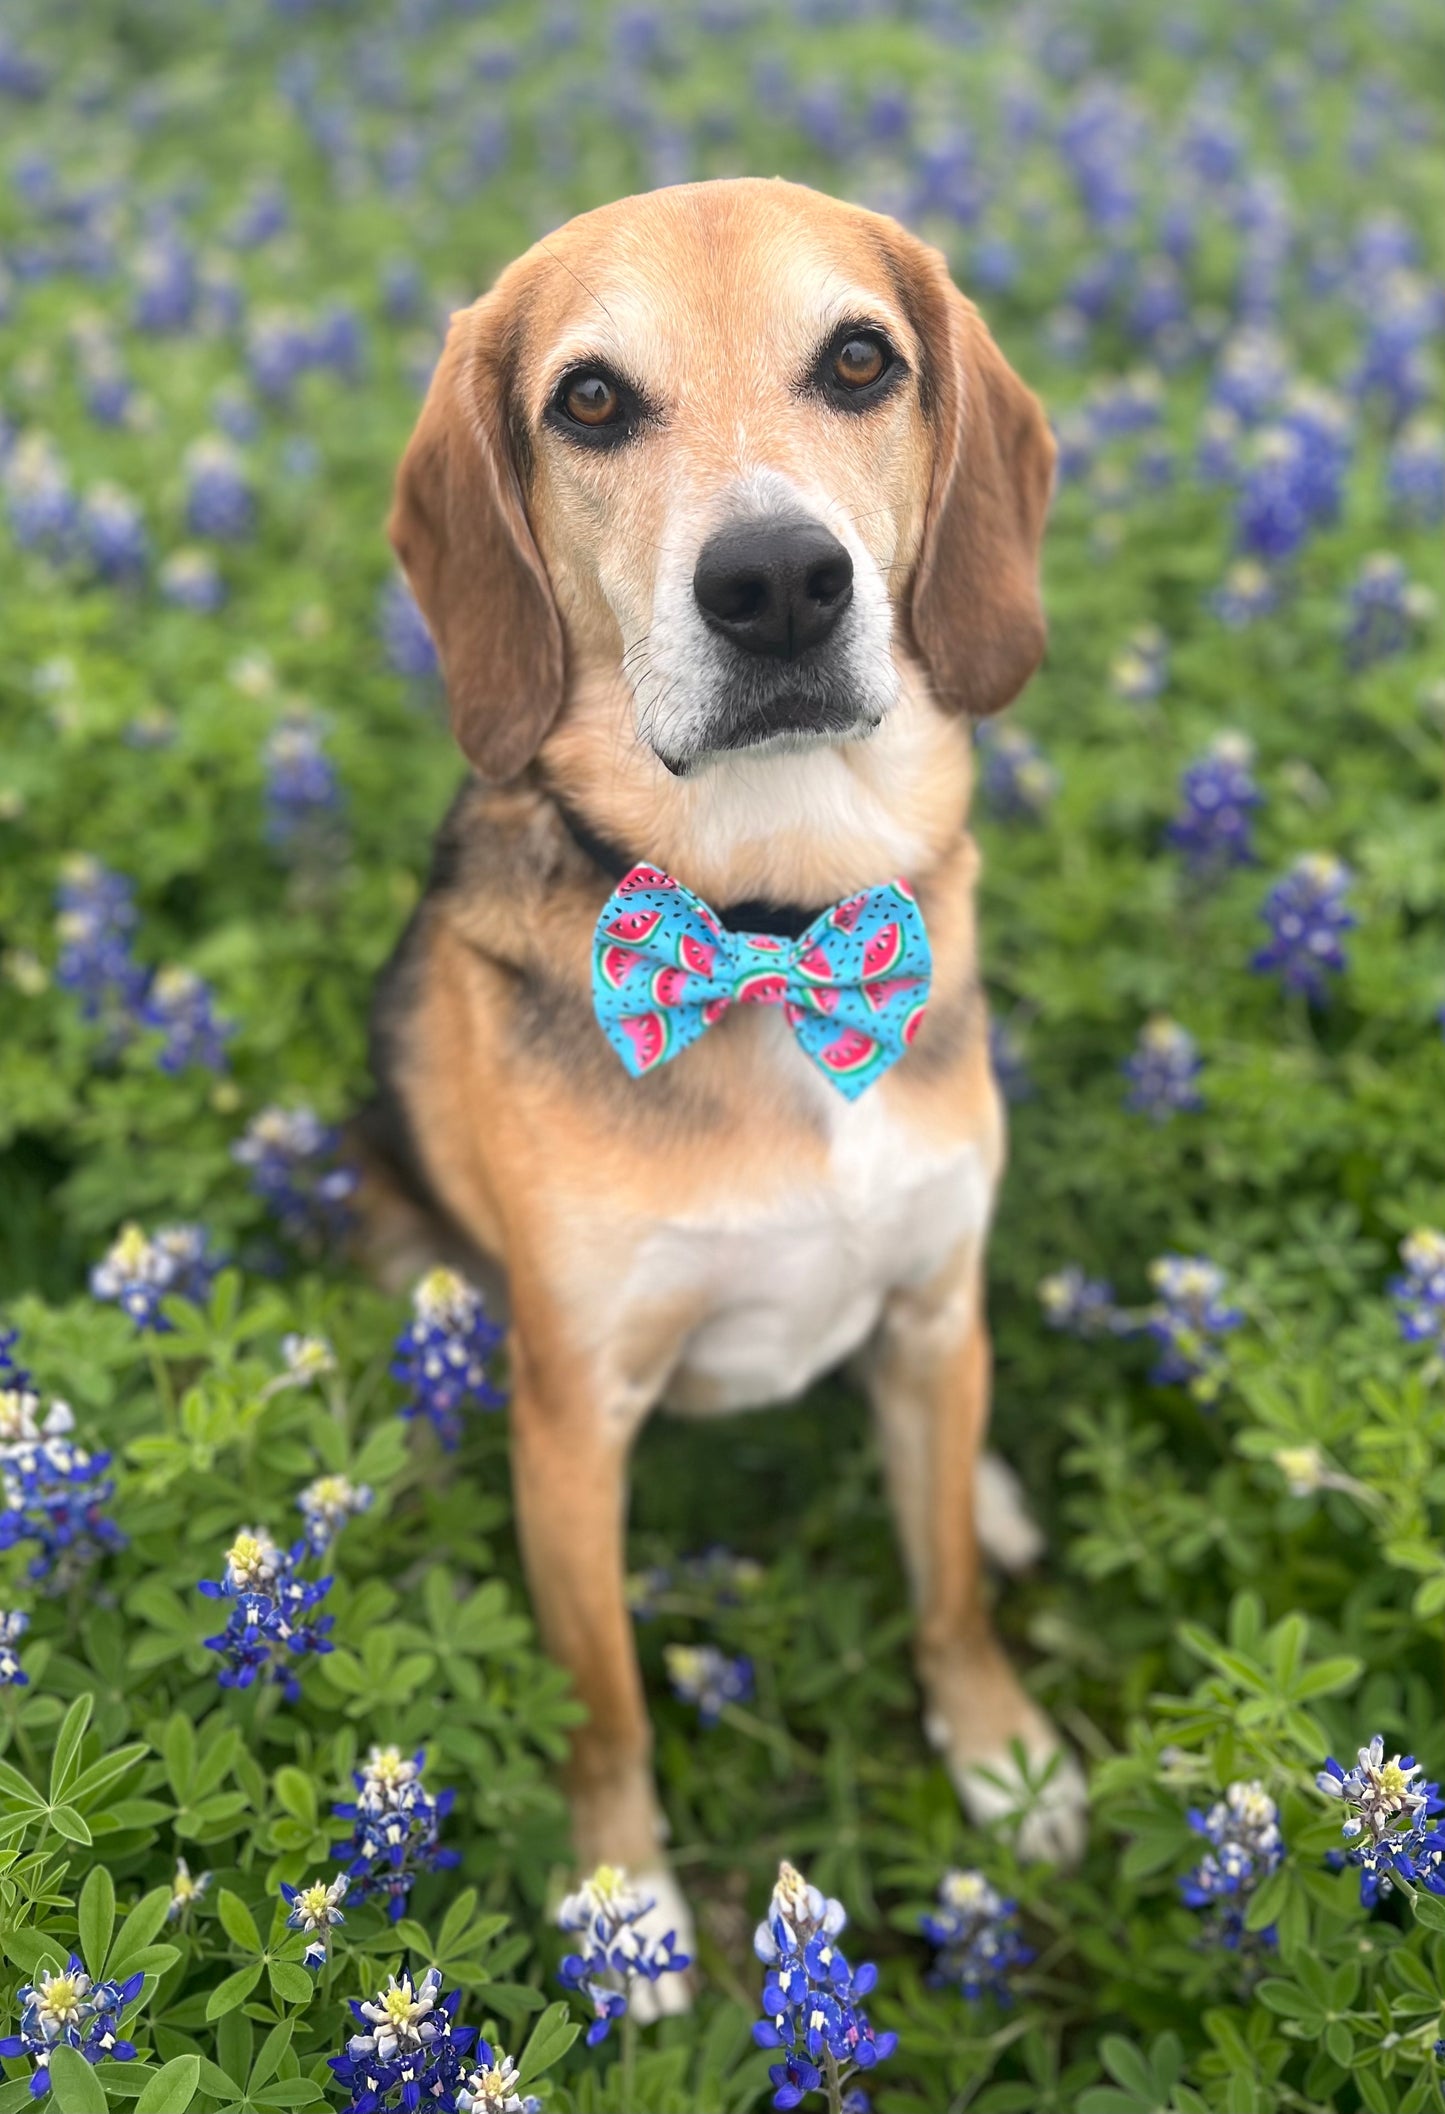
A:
[107, 1887, 176, 1977]
[267, 1959, 315, 2006]
[248, 2020, 293, 2092]
[135, 2055, 201, 2114]
[205, 1960, 264, 2019]
[217, 1888, 262, 1953]
[0, 1756, 45, 1808]
[1324, 2019, 1354, 2066]
[44, 2046, 108, 2114]
[1414, 1888, 1445, 1931]
[48, 1803, 93, 1845]
[78, 1863, 116, 1980]
[48, 1693, 94, 1802]
[272, 1767, 317, 1828]
[515, 2001, 581, 2087]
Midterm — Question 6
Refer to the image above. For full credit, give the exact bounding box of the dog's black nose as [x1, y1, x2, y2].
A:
[693, 517, 853, 659]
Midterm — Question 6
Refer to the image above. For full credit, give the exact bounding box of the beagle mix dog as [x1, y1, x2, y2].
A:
[359, 175, 1085, 1988]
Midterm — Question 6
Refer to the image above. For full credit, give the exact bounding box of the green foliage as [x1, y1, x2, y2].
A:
[1, 0, 1444, 2110]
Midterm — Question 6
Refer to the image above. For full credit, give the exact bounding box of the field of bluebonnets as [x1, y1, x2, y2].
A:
[1, 0, 1445, 2108]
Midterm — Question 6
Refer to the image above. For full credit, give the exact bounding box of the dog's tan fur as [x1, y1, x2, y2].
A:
[360, 179, 1080, 1931]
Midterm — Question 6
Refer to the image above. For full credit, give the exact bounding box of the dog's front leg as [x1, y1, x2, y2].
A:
[866, 1246, 1088, 1865]
[507, 1305, 695, 2013]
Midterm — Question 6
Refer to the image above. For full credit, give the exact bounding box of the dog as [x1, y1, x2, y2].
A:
[357, 175, 1085, 1993]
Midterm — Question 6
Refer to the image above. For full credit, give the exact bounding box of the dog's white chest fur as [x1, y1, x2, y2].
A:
[631, 1044, 995, 1416]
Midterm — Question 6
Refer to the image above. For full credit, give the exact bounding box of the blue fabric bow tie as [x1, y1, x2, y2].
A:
[590, 864, 932, 1100]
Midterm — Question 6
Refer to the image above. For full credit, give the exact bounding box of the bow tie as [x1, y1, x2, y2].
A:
[590, 865, 931, 1100]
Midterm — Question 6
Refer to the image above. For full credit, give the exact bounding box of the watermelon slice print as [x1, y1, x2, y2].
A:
[617, 865, 675, 895]
[679, 933, 717, 977]
[605, 907, 662, 945]
[599, 944, 644, 989]
[795, 941, 836, 983]
[829, 894, 867, 933]
[862, 922, 902, 979]
[892, 876, 916, 901]
[736, 971, 789, 1005]
[804, 985, 841, 1015]
[903, 1001, 928, 1045]
[651, 965, 689, 1006]
[818, 1026, 878, 1076]
[862, 974, 915, 1012]
[619, 1010, 671, 1072]
[702, 996, 731, 1025]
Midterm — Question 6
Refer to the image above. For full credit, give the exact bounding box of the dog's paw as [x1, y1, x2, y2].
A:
[974, 1452, 1045, 1573]
[950, 1740, 1090, 1868]
[627, 1868, 697, 2022]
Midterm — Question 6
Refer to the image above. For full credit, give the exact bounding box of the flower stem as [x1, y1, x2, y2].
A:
[823, 2049, 843, 2114]
[149, 1348, 175, 1434]
[622, 1988, 638, 2108]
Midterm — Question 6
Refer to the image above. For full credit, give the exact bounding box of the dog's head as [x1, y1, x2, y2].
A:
[391, 179, 1054, 783]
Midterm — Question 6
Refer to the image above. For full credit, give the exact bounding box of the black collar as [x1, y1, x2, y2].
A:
[548, 789, 829, 942]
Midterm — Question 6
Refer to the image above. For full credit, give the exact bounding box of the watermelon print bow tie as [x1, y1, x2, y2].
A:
[591, 865, 932, 1100]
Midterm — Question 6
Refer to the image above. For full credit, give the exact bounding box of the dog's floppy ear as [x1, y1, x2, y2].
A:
[389, 297, 564, 781]
[904, 242, 1055, 717]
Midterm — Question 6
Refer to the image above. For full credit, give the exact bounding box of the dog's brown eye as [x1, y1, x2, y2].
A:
[834, 335, 886, 389]
[563, 374, 620, 426]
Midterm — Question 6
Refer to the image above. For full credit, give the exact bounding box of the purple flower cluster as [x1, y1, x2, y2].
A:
[89, 1222, 218, 1330]
[920, 1870, 1033, 2003]
[1318, 1736, 1445, 1908]
[1251, 853, 1354, 1001]
[54, 859, 230, 1070]
[664, 1643, 754, 1726]
[0, 1954, 144, 2098]
[1146, 1255, 1243, 1403]
[264, 713, 340, 847]
[378, 573, 439, 679]
[231, 1105, 358, 1249]
[1179, 1780, 1283, 1950]
[331, 1746, 459, 1923]
[753, 1862, 896, 2110]
[1167, 733, 1262, 875]
[199, 1526, 334, 1704]
[328, 1967, 475, 2114]
[1344, 552, 1432, 667]
[1123, 1017, 1204, 1121]
[1391, 1230, 1445, 1367]
[1038, 1266, 1120, 1339]
[558, 1865, 691, 2046]
[391, 1269, 505, 1449]
[976, 722, 1058, 822]
[0, 1381, 125, 1588]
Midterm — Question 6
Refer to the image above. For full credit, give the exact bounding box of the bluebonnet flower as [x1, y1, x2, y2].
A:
[79, 482, 148, 580]
[247, 309, 318, 403]
[277, 1335, 337, 1389]
[1251, 853, 1354, 1001]
[90, 1222, 217, 1329]
[297, 1473, 372, 1556]
[1179, 1780, 1283, 1949]
[391, 1268, 505, 1449]
[976, 723, 1057, 821]
[752, 1860, 896, 2110]
[0, 1385, 124, 1588]
[1211, 327, 1290, 423]
[136, 965, 232, 1072]
[131, 234, 197, 332]
[184, 437, 255, 542]
[380, 257, 425, 322]
[1168, 733, 1262, 874]
[664, 1643, 754, 1725]
[378, 572, 439, 679]
[1344, 552, 1433, 668]
[212, 385, 260, 443]
[0, 1954, 143, 2097]
[1391, 1230, 1445, 1373]
[3, 434, 76, 554]
[1236, 427, 1312, 562]
[1146, 1255, 1243, 1403]
[328, 1967, 476, 2114]
[0, 1327, 27, 1391]
[264, 713, 340, 846]
[1387, 418, 1445, 524]
[628, 1547, 763, 1619]
[159, 548, 225, 612]
[281, 1873, 348, 1969]
[199, 1527, 334, 1703]
[54, 856, 145, 1017]
[231, 1105, 358, 1247]
[1317, 1736, 1445, 1906]
[1207, 558, 1279, 629]
[558, 1864, 691, 2045]
[332, 1745, 459, 1921]
[456, 2046, 541, 2114]
[1195, 407, 1242, 486]
[167, 1858, 211, 1921]
[1123, 1017, 1204, 1120]
[1351, 270, 1443, 426]
[226, 181, 289, 249]
[839, 2092, 872, 2114]
[1278, 383, 1352, 528]
[1038, 1266, 1119, 1338]
[0, 1608, 29, 1685]
[1110, 624, 1169, 703]
[920, 1870, 1033, 2001]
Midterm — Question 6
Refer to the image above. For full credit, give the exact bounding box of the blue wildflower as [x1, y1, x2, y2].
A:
[1146, 1255, 1242, 1402]
[231, 1105, 358, 1249]
[1208, 559, 1279, 629]
[0, 1609, 28, 1685]
[281, 1873, 348, 1969]
[167, 1859, 211, 1922]
[184, 436, 255, 542]
[752, 1861, 896, 2110]
[0, 1954, 143, 2098]
[1318, 1736, 1445, 1906]
[1110, 624, 1169, 703]
[1123, 1017, 1204, 1120]
[977, 722, 1057, 821]
[135, 966, 232, 1072]
[920, 1870, 1033, 2001]
[1236, 427, 1312, 562]
[1168, 733, 1262, 874]
[54, 857, 145, 1017]
[1179, 1780, 1283, 1949]
[1390, 1230, 1445, 1371]
[1211, 327, 1290, 424]
[0, 1385, 125, 1589]
[264, 713, 340, 846]
[664, 1643, 754, 1726]
[1387, 418, 1445, 524]
[199, 1525, 334, 1703]
[130, 234, 197, 332]
[1038, 1266, 1119, 1338]
[328, 1967, 475, 2114]
[1345, 552, 1431, 667]
[331, 1745, 460, 1922]
[378, 572, 439, 679]
[296, 1473, 372, 1558]
[79, 482, 148, 580]
[1251, 853, 1354, 1000]
[159, 548, 225, 612]
[391, 1268, 505, 1449]
[90, 1222, 217, 1330]
[247, 308, 317, 402]
[456, 2046, 541, 2114]
[3, 434, 76, 555]
[558, 1865, 691, 2046]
